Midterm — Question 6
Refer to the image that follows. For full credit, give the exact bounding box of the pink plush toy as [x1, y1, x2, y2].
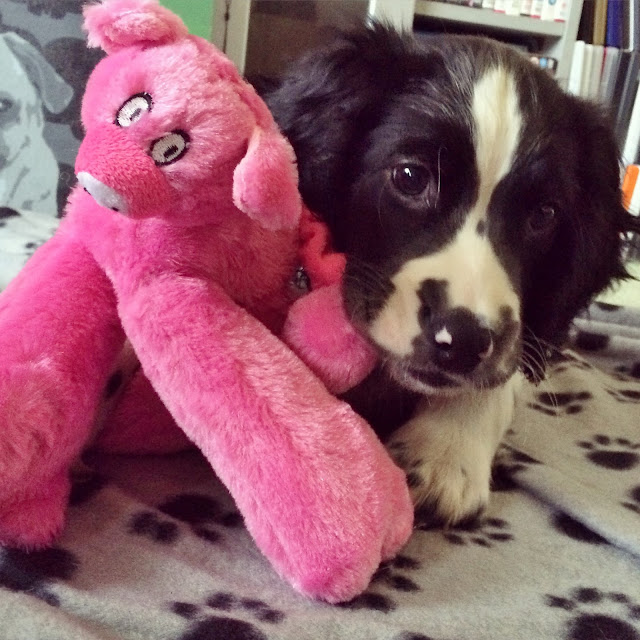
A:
[0, 0, 412, 603]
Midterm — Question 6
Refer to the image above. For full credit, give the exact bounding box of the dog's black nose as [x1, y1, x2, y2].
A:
[429, 308, 493, 374]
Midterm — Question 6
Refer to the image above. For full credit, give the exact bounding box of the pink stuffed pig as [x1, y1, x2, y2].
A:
[0, 0, 412, 603]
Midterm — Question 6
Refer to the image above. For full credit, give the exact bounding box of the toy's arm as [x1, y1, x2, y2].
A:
[282, 283, 377, 394]
[115, 274, 412, 603]
[0, 229, 125, 548]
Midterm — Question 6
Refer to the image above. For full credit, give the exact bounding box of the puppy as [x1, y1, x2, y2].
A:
[266, 25, 639, 526]
[0, 32, 72, 215]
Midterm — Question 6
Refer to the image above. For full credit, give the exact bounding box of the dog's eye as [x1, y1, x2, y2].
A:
[150, 130, 190, 165]
[0, 98, 13, 113]
[527, 203, 557, 235]
[391, 164, 432, 197]
[116, 93, 152, 127]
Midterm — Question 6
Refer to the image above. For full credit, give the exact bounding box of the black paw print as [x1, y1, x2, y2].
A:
[545, 587, 640, 640]
[551, 512, 608, 545]
[623, 485, 640, 516]
[528, 391, 592, 416]
[577, 435, 640, 470]
[573, 331, 610, 352]
[339, 555, 422, 614]
[371, 555, 422, 593]
[128, 511, 180, 544]
[611, 362, 640, 382]
[170, 591, 285, 640]
[0, 547, 78, 607]
[491, 444, 542, 492]
[548, 350, 593, 373]
[443, 517, 513, 548]
[606, 387, 640, 404]
[158, 493, 243, 543]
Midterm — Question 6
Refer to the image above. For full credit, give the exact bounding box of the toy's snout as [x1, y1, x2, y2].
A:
[75, 123, 173, 219]
[77, 172, 129, 214]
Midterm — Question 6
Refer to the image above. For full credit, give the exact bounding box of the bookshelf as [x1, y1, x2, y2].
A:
[216, 1, 584, 89]
[368, 0, 584, 88]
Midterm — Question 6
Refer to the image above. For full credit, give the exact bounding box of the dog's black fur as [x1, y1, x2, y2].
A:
[265, 25, 639, 522]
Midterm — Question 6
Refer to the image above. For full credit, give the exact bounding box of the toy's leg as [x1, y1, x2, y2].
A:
[117, 277, 413, 603]
[0, 232, 124, 548]
[94, 369, 192, 454]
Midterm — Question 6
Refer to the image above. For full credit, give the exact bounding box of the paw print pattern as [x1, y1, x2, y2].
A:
[623, 485, 640, 516]
[442, 517, 513, 548]
[492, 444, 542, 492]
[528, 390, 593, 416]
[371, 555, 422, 593]
[577, 435, 640, 471]
[0, 547, 78, 607]
[545, 587, 640, 640]
[547, 349, 593, 374]
[128, 511, 180, 544]
[170, 591, 285, 640]
[339, 555, 423, 614]
[606, 387, 640, 404]
[551, 512, 609, 545]
[612, 363, 640, 382]
[573, 330, 610, 352]
[158, 493, 243, 543]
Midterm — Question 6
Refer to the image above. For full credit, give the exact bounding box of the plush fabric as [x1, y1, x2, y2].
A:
[0, 0, 412, 604]
[0, 303, 639, 639]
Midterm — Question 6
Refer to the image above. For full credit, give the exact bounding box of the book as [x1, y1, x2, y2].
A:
[505, 0, 522, 15]
[540, 0, 557, 21]
[580, 43, 595, 97]
[614, 50, 640, 146]
[520, 0, 533, 14]
[622, 165, 639, 212]
[482, 0, 496, 7]
[554, 0, 570, 22]
[606, 0, 623, 48]
[593, 0, 608, 45]
[621, 0, 640, 51]
[599, 46, 622, 104]
[578, 0, 595, 41]
[622, 84, 640, 166]
[530, 0, 544, 18]
[568, 40, 586, 95]
[588, 44, 605, 99]
[494, 0, 506, 12]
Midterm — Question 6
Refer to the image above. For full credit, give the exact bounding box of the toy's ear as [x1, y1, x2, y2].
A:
[83, 0, 188, 54]
[233, 127, 302, 231]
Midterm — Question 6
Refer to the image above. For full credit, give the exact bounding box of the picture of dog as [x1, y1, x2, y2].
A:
[266, 25, 639, 526]
[0, 31, 72, 215]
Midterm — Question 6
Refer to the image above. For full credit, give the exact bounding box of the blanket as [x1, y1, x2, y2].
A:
[0, 210, 639, 640]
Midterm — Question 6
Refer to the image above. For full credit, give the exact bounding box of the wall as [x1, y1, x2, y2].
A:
[160, 0, 215, 40]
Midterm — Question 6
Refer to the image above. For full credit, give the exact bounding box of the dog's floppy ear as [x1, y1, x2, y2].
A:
[265, 24, 441, 227]
[232, 125, 301, 230]
[523, 98, 639, 346]
[2, 33, 72, 114]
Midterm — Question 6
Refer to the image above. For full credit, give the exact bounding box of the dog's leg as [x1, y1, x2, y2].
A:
[388, 373, 522, 526]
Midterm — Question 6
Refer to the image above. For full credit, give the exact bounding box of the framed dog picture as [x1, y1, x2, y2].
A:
[0, 0, 102, 288]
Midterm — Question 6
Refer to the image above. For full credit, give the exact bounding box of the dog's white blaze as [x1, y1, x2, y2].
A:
[471, 65, 522, 221]
[369, 220, 520, 355]
[369, 65, 522, 357]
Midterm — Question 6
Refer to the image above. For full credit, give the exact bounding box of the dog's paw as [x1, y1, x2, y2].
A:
[389, 440, 491, 528]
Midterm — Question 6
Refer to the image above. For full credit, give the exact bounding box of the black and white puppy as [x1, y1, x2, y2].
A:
[265, 25, 638, 526]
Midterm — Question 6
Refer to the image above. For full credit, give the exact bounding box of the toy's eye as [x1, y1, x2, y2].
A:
[116, 93, 152, 127]
[150, 130, 190, 165]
